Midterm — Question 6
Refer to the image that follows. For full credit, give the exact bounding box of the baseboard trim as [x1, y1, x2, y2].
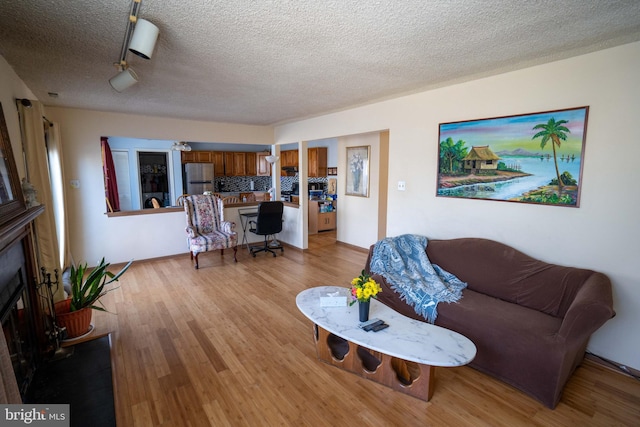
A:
[585, 352, 640, 379]
[335, 240, 369, 253]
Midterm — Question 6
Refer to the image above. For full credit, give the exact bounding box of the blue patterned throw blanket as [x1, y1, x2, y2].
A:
[369, 234, 467, 323]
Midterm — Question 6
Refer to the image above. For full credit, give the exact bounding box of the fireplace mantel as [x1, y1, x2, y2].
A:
[0, 205, 45, 250]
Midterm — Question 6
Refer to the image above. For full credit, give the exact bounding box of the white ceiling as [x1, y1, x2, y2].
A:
[1, 1, 639, 126]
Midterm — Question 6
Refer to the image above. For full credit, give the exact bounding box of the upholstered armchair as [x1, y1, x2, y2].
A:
[183, 195, 238, 269]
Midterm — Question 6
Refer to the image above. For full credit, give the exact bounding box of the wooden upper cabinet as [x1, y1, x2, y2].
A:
[281, 150, 298, 167]
[181, 152, 196, 163]
[232, 152, 246, 176]
[245, 152, 257, 176]
[195, 152, 212, 162]
[212, 152, 225, 176]
[308, 147, 328, 177]
[182, 151, 213, 163]
[257, 152, 271, 176]
[224, 152, 234, 176]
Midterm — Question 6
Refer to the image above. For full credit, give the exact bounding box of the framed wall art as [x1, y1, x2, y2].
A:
[436, 106, 589, 207]
[346, 145, 370, 197]
[0, 102, 27, 225]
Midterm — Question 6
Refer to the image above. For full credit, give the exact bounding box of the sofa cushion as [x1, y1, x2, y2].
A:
[426, 238, 594, 318]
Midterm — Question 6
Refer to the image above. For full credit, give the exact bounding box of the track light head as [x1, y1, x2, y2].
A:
[109, 68, 139, 92]
[129, 18, 160, 59]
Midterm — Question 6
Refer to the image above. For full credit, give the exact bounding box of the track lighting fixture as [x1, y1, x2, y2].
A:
[109, 0, 159, 92]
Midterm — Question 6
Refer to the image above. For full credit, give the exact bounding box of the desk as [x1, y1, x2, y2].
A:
[296, 286, 476, 401]
[239, 209, 258, 252]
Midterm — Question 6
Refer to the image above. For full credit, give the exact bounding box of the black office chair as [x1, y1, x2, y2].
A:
[249, 201, 284, 257]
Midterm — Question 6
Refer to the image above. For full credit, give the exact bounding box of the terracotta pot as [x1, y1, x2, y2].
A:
[55, 299, 92, 338]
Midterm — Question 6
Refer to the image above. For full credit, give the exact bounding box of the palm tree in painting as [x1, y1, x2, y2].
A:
[439, 137, 468, 174]
[532, 118, 570, 193]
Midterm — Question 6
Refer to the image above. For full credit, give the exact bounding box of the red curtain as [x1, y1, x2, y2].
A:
[101, 137, 120, 212]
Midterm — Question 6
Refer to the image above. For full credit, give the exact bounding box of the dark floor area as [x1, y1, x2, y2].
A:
[26, 334, 115, 427]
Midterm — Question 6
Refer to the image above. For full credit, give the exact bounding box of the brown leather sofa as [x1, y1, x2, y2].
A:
[365, 237, 615, 408]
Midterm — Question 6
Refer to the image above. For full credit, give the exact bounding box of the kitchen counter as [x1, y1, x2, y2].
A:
[106, 196, 297, 217]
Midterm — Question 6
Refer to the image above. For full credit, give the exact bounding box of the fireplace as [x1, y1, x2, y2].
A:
[0, 240, 39, 398]
[0, 204, 46, 402]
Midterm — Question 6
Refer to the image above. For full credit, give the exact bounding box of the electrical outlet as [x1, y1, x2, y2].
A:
[397, 181, 406, 191]
[70, 179, 80, 189]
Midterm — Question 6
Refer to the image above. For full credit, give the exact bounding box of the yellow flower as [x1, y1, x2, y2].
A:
[349, 270, 382, 305]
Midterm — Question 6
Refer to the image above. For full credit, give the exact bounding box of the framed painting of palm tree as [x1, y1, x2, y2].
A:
[436, 106, 589, 207]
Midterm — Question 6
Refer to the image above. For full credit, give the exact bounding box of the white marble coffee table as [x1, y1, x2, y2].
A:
[296, 286, 476, 401]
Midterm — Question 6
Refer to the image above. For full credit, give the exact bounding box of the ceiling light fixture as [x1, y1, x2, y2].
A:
[109, 0, 159, 92]
[265, 155, 279, 164]
[171, 141, 192, 151]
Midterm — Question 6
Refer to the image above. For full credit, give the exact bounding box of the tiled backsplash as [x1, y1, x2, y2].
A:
[214, 176, 271, 192]
[214, 176, 328, 193]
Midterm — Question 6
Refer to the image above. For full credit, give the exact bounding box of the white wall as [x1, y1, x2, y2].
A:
[275, 42, 640, 370]
[43, 107, 274, 264]
[336, 132, 381, 248]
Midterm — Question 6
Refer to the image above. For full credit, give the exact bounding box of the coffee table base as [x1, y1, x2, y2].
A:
[313, 325, 435, 401]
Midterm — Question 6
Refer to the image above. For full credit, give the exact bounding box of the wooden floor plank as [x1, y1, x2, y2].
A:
[86, 232, 640, 426]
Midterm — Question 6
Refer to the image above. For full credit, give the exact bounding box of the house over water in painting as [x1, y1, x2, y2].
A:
[463, 145, 501, 173]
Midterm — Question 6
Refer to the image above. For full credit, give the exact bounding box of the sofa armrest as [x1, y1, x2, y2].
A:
[557, 272, 615, 341]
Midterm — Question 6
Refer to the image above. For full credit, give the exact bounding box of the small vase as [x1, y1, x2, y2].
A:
[359, 300, 370, 322]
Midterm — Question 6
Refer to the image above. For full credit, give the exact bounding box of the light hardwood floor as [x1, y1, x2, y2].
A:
[89, 234, 640, 426]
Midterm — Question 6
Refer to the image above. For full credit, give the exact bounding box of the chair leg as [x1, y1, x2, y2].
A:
[194, 252, 199, 269]
[250, 235, 277, 257]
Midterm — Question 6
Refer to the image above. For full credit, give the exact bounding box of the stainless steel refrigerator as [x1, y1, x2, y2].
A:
[184, 163, 215, 194]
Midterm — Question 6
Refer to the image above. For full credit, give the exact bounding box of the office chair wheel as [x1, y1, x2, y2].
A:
[252, 252, 256, 257]
[272, 252, 276, 257]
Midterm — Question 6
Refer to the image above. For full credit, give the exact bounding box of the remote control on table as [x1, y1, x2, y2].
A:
[361, 319, 384, 331]
[371, 323, 389, 332]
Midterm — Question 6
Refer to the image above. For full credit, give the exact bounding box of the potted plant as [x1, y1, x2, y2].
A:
[55, 258, 133, 338]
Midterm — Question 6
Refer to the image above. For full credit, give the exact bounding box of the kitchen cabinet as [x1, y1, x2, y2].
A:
[257, 152, 271, 176]
[182, 150, 277, 177]
[245, 152, 257, 176]
[281, 149, 299, 176]
[181, 152, 195, 163]
[233, 152, 246, 176]
[308, 147, 328, 177]
[223, 152, 234, 176]
[283, 150, 298, 167]
[308, 200, 336, 234]
[181, 151, 212, 163]
[212, 152, 225, 176]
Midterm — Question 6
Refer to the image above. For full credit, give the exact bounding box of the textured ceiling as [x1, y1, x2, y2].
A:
[1, 1, 639, 126]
